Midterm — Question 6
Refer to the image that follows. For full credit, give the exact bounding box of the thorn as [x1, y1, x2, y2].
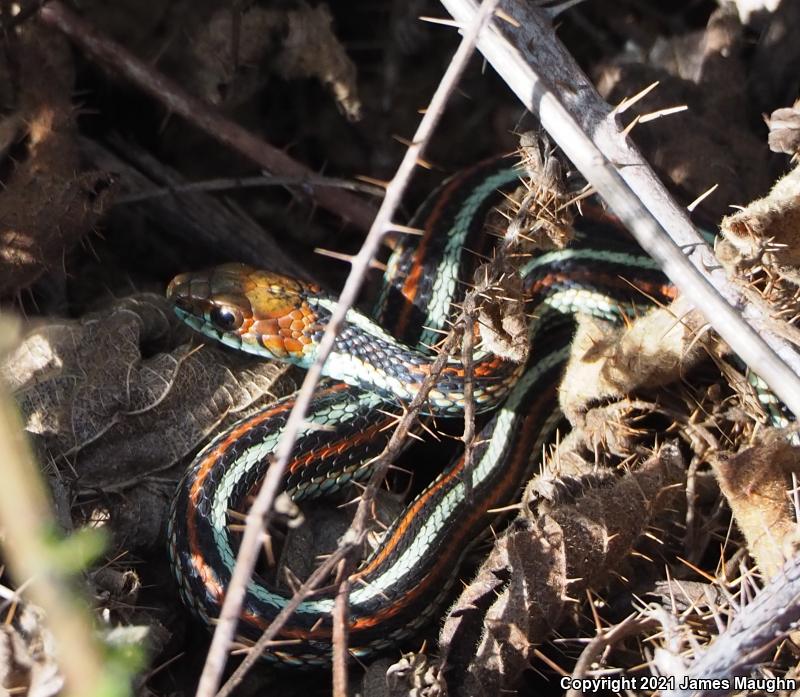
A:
[389, 223, 426, 236]
[493, 8, 520, 26]
[630, 550, 654, 563]
[418, 15, 462, 28]
[418, 419, 442, 441]
[486, 502, 523, 514]
[314, 247, 387, 271]
[462, 245, 492, 261]
[391, 136, 434, 169]
[639, 105, 689, 123]
[355, 174, 390, 189]
[621, 114, 641, 137]
[226, 509, 247, 523]
[687, 184, 719, 212]
[420, 324, 450, 336]
[677, 556, 717, 583]
[613, 81, 660, 116]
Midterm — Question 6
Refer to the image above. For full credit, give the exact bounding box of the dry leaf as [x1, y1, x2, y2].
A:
[595, 5, 771, 222]
[711, 430, 800, 579]
[0, 26, 114, 295]
[559, 296, 707, 426]
[439, 444, 684, 696]
[720, 162, 800, 267]
[1, 294, 293, 547]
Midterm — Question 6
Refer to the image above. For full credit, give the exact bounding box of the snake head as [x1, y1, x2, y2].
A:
[167, 263, 323, 365]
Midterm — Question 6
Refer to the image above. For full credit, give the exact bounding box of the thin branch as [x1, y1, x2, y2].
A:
[439, 0, 800, 417]
[460, 289, 478, 499]
[219, 173, 530, 687]
[190, 2, 502, 696]
[659, 555, 800, 697]
[214, 543, 354, 697]
[332, 562, 351, 697]
[566, 614, 658, 697]
[37, 1, 376, 232]
[217, 324, 465, 696]
[216, 150, 527, 694]
[115, 173, 385, 205]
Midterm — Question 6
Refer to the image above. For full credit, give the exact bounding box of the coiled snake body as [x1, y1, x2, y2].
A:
[166, 157, 674, 666]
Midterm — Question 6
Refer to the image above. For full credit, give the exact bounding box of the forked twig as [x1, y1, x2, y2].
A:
[217, 324, 466, 697]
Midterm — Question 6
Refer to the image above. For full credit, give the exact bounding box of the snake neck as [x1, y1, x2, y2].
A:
[307, 296, 521, 416]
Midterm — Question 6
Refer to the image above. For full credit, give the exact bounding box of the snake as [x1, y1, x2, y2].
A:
[166, 156, 676, 667]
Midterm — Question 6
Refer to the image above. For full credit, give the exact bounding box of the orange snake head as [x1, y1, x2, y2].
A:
[167, 263, 324, 365]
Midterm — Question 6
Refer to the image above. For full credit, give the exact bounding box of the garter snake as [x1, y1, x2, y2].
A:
[166, 157, 676, 666]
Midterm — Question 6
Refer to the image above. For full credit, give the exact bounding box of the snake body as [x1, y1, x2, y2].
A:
[166, 157, 675, 666]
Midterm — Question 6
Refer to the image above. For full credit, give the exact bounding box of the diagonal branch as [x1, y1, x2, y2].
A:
[439, 0, 800, 417]
[190, 2, 501, 696]
[218, 188, 529, 692]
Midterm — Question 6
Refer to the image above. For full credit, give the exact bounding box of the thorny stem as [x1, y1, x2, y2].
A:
[200, 2, 502, 696]
[218, 97, 537, 697]
[461, 292, 478, 499]
[332, 560, 351, 697]
[214, 545, 353, 697]
[218, 323, 463, 696]
[439, 0, 800, 417]
[659, 554, 800, 697]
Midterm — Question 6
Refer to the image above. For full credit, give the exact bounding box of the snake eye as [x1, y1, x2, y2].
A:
[209, 305, 243, 332]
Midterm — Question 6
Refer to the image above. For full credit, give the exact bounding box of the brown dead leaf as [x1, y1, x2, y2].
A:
[1, 294, 293, 547]
[476, 268, 529, 363]
[559, 296, 708, 426]
[0, 25, 114, 296]
[594, 5, 771, 222]
[711, 430, 800, 579]
[720, 162, 800, 268]
[717, 161, 800, 351]
[439, 444, 684, 696]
